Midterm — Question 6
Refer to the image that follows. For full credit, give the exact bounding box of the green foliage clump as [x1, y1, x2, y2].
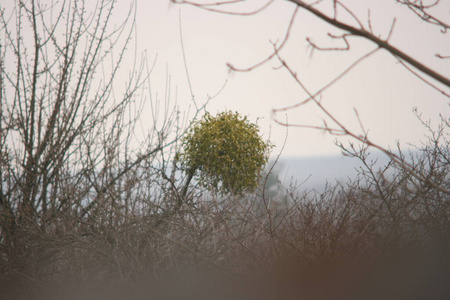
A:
[181, 111, 272, 195]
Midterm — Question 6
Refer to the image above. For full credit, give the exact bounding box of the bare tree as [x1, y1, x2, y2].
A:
[0, 0, 194, 282]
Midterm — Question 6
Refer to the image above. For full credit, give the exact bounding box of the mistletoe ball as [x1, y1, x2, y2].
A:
[181, 111, 272, 195]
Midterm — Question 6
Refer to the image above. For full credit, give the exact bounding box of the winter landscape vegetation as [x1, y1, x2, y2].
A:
[0, 0, 449, 299]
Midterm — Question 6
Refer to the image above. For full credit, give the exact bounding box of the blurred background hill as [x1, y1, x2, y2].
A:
[276, 151, 392, 191]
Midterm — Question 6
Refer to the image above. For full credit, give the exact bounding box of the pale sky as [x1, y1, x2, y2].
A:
[126, 0, 449, 157]
[4, 0, 449, 158]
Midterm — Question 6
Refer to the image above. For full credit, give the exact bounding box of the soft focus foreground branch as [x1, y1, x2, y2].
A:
[288, 0, 450, 88]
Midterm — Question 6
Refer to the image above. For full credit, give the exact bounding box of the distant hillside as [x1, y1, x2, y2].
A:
[272, 151, 392, 191]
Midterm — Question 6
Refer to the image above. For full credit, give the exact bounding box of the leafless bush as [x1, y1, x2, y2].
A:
[1, 115, 448, 297]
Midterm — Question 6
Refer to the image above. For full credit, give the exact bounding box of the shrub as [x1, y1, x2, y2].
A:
[181, 111, 272, 195]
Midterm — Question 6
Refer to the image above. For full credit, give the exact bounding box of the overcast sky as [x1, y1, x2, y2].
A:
[5, 0, 448, 158]
[122, 0, 448, 158]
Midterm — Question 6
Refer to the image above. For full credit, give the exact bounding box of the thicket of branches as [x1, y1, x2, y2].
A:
[0, 0, 449, 299]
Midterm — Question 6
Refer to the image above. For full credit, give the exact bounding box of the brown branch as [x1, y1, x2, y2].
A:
[227, 6, 299, 72]
[306, 33, 351, 52]
[395, 56, 450, 98]
[436, 54, 450, 59]
[273, 47, 380, 113]
[172, 0, 275, 16]
[397, 0, 450, 31]
[287, 0, 450, 88]
[273, 52, 450, 196]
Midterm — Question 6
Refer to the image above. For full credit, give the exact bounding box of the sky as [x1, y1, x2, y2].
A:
[124, 0, 449, 158]
[3, 0, 449, 158]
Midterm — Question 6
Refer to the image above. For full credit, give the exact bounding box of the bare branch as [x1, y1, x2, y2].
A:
[228, 6, 299, 72]
[287, 0, 450, 88]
